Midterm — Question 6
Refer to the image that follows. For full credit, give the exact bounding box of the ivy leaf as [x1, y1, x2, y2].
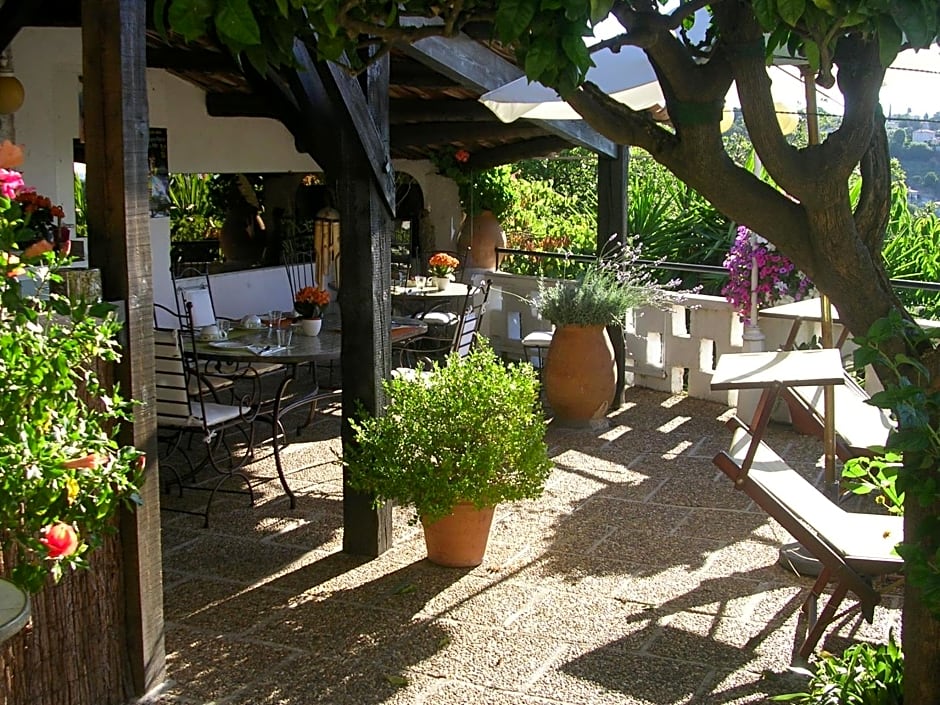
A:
[891, 0, 935, 49]
[495, 0, 537, 42]
[524, 39, 558, 83]
[777, 0, 806, 27]
[589, 0, 614, 25]
[167, 0, 215, 41]
[275, 0, 288, 17]
[752, 0, 778, 31]
[877, 16, 903, 67]
[215, 0, 261, 47]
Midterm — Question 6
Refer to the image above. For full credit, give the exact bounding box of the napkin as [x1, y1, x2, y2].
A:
[247, 345, 286, 356]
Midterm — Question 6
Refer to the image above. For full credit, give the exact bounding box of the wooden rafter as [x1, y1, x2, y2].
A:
[399, 22, 618, 158]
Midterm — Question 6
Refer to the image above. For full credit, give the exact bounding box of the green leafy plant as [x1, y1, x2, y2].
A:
[1, 155, 145, 593]
[853, 309, 940, 616]
[430, 147, 515, 219]
[842, 452, 905, 516]
[534, 240, 683, 327]
[772, 634, 904, 704]
[169, 173, 223, 242]
[345, 343, 552, 524]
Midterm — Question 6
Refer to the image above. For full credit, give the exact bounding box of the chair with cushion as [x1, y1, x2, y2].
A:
[170, 265, 285, 382]
[394, 279, 492, 370]
[712, 418, 903, 658]
[154, 326, 259, 526]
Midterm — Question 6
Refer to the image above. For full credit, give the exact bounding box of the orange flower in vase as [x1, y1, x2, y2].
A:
[428, 252, 459, 290]
[294, 285, 330, 319]
[294, 286, 329, 336]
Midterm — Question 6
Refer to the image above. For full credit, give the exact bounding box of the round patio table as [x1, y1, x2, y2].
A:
[194, 322, 427, 507]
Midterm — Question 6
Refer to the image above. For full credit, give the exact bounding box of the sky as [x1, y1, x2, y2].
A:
[752, 46, 940, 120]
[592, 9, 940, 122]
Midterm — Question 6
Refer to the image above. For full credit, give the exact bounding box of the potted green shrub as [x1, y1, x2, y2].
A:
[345, 343, 552, 567]
[534, 242, 679, 425]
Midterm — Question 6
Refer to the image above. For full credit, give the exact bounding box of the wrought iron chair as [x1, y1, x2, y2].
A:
[154, 325, 259, 527]
[394, 279, 492, 371]
[170, 264, 286, 382]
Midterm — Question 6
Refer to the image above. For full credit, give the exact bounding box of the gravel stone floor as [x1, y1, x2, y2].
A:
[148, 384, 901, 705]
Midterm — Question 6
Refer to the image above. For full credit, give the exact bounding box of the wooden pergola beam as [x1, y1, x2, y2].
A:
[205, 92, 279, 119]
[399, 22, 618, 158]
[81, 0, 164, 695]
[390, 98, 495, 123]
[146, 46, 236, 72]
[391, 120, 545, 148]
[467, 136, 571, 170]
[295, 43, 395, 214]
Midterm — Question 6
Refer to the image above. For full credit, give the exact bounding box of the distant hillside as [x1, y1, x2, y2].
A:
[888, 114, 940, 204]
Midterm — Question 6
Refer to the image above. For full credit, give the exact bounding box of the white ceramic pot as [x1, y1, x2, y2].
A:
[432, 276, 450, 291]
[300, 318, 322, 336]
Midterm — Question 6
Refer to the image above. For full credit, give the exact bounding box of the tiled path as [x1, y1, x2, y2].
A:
[151, 388, 901, 704]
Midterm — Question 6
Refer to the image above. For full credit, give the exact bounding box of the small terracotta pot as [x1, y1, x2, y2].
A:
[422, 503, 495, 567]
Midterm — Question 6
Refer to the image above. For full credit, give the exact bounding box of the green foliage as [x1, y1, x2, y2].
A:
[881, 177, 940, 319]
[626, 152, 731, 291]
[535, 241, 680, 327]
[771, 634, 904, 704]
[430, 148, 516, 219]
[345, 343, 552, 524]
[72, 170, 87, 239]
[500, 178, 596, 277]
[169, 173, 223, 242]
[1, 176, 145, 594]
[842, 453, 905, 515]
[853, 310, 940, 616]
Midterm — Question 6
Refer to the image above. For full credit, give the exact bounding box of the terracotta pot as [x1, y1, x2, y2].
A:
[543, 324, 616, 424]
[421, 503, 495, 567]
[300, 318, 322, 336]
[457, 210, 505, 271]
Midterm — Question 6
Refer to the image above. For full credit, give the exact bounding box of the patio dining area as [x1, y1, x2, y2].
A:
[153, 385, 901, 705]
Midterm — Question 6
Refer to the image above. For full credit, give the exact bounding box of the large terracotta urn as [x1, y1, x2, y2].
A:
[457, 210, 505, 271]
[422, 503, 496, 567]
[543, 324, 616, 425]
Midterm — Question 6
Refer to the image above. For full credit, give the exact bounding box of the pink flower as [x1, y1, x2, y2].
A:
[40, 522, 80, 559]
[0, 168, 25, 199]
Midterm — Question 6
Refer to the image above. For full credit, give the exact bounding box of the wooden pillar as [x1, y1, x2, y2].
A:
[82, 0, 165, 694]
[598, 145, 629, 408]
[340, 52, 395, 556]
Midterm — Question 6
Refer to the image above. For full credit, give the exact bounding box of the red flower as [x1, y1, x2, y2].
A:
[455, 149, 470, 163]
[63, 453, 104, 470]
[40, 522, 79, 559]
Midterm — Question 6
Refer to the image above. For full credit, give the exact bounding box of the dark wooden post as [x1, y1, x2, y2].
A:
[340, 52, 395, 556]
[598, 145, 629, 408]
[82, 0, 165, 694]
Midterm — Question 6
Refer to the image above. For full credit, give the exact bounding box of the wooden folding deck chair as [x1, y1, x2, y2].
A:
[713, 419, 903, 658]
[782, 372, 894, 460]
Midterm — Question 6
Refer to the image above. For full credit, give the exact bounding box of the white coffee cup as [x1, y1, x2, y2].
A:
[200, 324, 221, 341]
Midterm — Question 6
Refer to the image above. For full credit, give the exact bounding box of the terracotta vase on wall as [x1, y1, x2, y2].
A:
[457, 210, 505, 272]
[543, 324, 616, 425]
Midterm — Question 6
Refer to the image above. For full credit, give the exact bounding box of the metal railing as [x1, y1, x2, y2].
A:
[494, 246, 940, 294]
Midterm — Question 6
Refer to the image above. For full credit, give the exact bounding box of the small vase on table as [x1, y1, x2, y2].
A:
[300, 318, 322, 336]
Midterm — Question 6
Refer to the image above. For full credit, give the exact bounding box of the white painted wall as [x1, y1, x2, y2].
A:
[11, 27, 329, 320]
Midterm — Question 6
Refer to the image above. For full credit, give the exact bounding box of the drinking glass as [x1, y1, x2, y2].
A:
[276, 326, 293, 348]
[217, 319, 231, 339]
[267, 309, 283, 338]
